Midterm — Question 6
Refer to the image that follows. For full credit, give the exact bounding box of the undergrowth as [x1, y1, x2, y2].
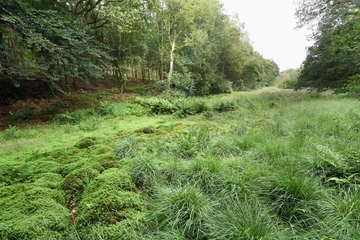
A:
[1, 89, 360, 239]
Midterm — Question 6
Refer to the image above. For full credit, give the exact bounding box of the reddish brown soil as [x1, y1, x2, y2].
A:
[0, 78, 138, 129]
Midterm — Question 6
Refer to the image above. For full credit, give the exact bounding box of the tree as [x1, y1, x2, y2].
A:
[91, 0, 157, 90]
[0, 0, 112, 93]
[158, 0, 225, 94]
[214, 14, 252, 91]
[0, 0, 282, 98]
[295, 0, 360, 91]
[277, 68, 301, 89]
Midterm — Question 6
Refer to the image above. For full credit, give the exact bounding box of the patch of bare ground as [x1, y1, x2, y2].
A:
[0, 78, 142, 129]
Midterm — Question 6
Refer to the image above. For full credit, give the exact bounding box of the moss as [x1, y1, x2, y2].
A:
[25, 147, 79, 163]
[136, 127, 155, 134]
[78, 190, 145, 227]
[61, 167, 100, 200]
[0, 185, 68, 240]
[60, 159, 105, 177]
[90, 144, 112, 155]
[84, 168, 136, 195]
[75, 168, 144, 233]
[74, 137, 98, 149]
[80, 218, 146, 239]
[32, 173, 63, 189]
[0, 160, 62, 185]
[93, 154, 119, 169]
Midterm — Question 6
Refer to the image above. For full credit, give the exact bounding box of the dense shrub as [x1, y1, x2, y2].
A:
[213, 100, 236, 112]
[173, 98, 209, 118]
[133, 97, 177, 115]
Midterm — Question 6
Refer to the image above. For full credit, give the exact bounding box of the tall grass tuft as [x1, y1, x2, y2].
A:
[114, 136, 138, 159]
[175, 157, 224, 196]
[261, 159, 323, 230]
[142, 229, 185, 240]
[55, 109, 92, 124]
[315, 187, 360, 239]
[149, 185, 214, 239]
[209, 135, 243, 157]
[209, 198, 282, 239]
[129, 155, 158, 191]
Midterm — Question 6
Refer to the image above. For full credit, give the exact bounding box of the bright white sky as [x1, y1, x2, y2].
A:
[221, 0, 312, 71]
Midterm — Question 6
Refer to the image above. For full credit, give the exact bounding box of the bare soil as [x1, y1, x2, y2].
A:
[0, 78, 138, 129]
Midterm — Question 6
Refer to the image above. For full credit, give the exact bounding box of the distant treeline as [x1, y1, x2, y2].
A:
[0, 0, 279, 97]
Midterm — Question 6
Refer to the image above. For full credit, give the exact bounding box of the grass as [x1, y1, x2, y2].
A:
[1, 88, 360, 239]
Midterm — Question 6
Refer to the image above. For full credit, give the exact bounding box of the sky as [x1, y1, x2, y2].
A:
[221, 0, 312, 71]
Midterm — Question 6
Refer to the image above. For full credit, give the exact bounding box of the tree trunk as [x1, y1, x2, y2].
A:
[141, 61, 146, 82]
[113, 59, 124, 94]
[0, 29, 4, 71]
[156, 14, 164, 81]
[9, 27, 18, 65]
[167, 40, 175, 94]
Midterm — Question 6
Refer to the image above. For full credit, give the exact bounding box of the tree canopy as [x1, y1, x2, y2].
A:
[0, 0, 113, 94]
[295, 0, 360, 92]
[0, 0, 279, 97]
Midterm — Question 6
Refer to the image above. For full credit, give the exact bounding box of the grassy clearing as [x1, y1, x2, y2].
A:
[1, 88, 360, 239]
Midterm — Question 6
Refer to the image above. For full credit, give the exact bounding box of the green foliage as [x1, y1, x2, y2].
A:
[55, 109, 93, 125]
[74, 137, 98, 149]
[78, 190, 145, 237]
[2, 90, 360, 239]
[0, 185, 68, 239]
[0, 0, 112, 92]
[129, 156, 158, 190]
[97, 101, 116, 116]
[42, 101, 69, 121]
[296, 29, 355, 91]
[98, 90, 111, 99]
[0, 0, 283, 98]
[76, 116, 100, 131]
[209, 135, 243, 157]
[74, 169, 145, 238]
[212, 100, 236, 112]
[176, 157, 225, 196]
[7, 106, 37, 123]
[134, 97, 209, 117]
[169, 71, 196, 96]
[61, 167, 101, 199]
[134, 97, 177, 115]
[209, 199, 280, 239]
[1, 125, 22, 140]
[149, 185, 214, 239]
[346, 74, 360, 98]
[176, 125, 211, 159]
[114, 137, 138, 159]
[84, 168, 136, 194]
[277, 68, 301, 89]
[173, 98, 208, 117]
[295, 0, 360, 92]
[317, 188, 360, 239]
[264, 163, 322, 229]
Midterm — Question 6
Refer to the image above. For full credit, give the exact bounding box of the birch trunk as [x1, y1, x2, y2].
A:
[167, 40, 175, 93]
